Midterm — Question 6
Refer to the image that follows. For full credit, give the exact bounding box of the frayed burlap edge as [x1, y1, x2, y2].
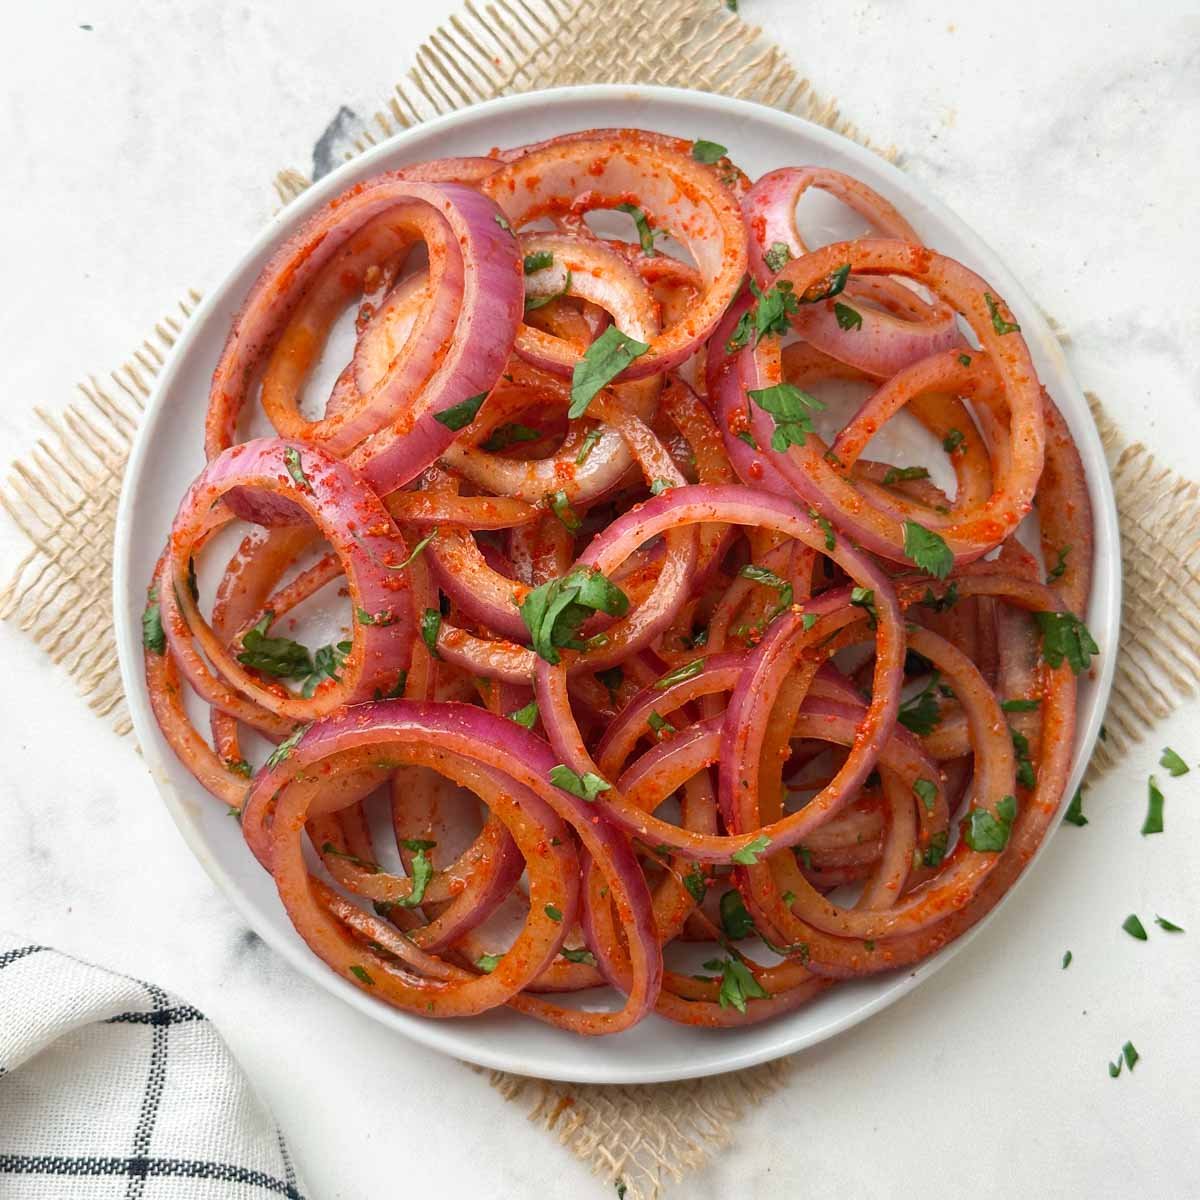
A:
[2, 1, 1199, 1198]
[0, 290, 202, 737]
[1083, 393, 1200, 779]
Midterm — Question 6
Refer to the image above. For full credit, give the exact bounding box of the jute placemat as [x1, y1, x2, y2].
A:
[4, 1, 1200, 1196]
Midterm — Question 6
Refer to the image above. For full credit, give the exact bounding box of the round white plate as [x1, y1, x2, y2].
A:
[114, 84, 1120, 1085]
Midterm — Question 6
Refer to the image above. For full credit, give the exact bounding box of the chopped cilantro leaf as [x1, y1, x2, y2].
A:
[1035, 610, 1099, 675]
[913, 778, 938, 812]
[569, 327, 651, 418]
[984, 291, 1020, 335]
[519, 565, 629, 664]
[963, 793, 1017, 852]
[691, 139, 728, 164]
[654, 659, 704, 689]
[483, 422, 541, 452]
[834, 302, 862, 331]
[549, 764, 611, 802]
[142, 599, 165, 654]
[764, 241, 792, 272]
[1122, 914, 1147, 941]
[849, 586, 878, 628]
[882, 465, 930, 485]
[1063, 787, 1088, 826]
[1142, 776, 1164, 835]
[434, 391, 488, 431]
[561, 946, 596, 965]
[523, 250, 554, 274]
[283, 446, 312, 492]
[719, 889, 755, 939]
[731, 834, 771, 865]
[420, 608, 442, 657]
[616, 202, 660, 256]
[903, 520, 954, 580]
[508, 699, 539, 729]
[1159, 747, 1189, 777]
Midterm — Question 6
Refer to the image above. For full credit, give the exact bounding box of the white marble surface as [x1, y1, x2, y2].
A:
[2, 2, 1199, 1197]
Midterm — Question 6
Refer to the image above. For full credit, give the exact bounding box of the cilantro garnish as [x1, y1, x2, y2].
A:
[237, 612, 313, 678]
[1010, 727, 1037, 790]
[719, 889, 755, 940]
[518, 566, 630, 665]
[882, 465, 930, 485]
[806, 508, 835, 551]
[702, 956, 770, 1013]
[747, 382, 825, 451]
[420, 608, 441, 657]
[798, 262, 851, 305]
[764, 242, 792, 273]
[142, 597, 165, 654]
[903, 520, 954, 580]
[549, 764, 612, 802]
[898, 673, 943, 736]
[1142, 776, 1164, 835]
[264, 723, 310, 770]
[984, 291, 1020, 335]
[849, 586, 878, 628]
[434, 391, 488, 431]
[561, 946, 596, 965]
[569, 327, 650, 418]
[654, 659, 704, 689]
[913, 778, 937, 812]
[647, 710, 675, 738]
[833, 302, 862, 331]
[508, 699, 539, 729]
[923, 830, 949, 868]
[731, 834, 771, 865]
[523, 250, 554, 274]
[483, 423, 541, 452]
[1122, 913, 1148, 941]
[682, 867, 707, 905]
[1035, 611, 1099, 675]
[691, 139, 728, 164]
[575, 427, 603, 465]
[616, 202, 660, 256]
[1063, 787, 1088, 827]
[740, 563, 793, 619]
[283, 446, 312, 493]
[1046, 545, 1071, 583]
[549, 489, 581, 533]
[1159, 747, 1189, 777]
[962, 793, 1017, 852]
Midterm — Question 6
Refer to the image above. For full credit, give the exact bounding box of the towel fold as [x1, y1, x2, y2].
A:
[0, 937, 306, 1199]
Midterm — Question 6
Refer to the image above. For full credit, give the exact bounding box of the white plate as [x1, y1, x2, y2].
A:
[114, 84, 1121, 1085]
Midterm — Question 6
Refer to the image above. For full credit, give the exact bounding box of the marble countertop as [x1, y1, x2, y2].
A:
[2, 2, 1198, 1196]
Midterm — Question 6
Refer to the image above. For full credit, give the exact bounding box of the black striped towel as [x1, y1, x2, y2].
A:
[0, 938, 306, 1198]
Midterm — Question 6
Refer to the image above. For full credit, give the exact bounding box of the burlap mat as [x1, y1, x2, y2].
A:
[4, 1, 1200, 1196]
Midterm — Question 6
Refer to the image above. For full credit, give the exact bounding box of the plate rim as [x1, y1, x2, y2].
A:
[113, 82, 1121, 1085]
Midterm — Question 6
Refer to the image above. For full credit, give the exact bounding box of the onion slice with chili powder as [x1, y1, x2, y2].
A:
[141, 130, 1100, 1036]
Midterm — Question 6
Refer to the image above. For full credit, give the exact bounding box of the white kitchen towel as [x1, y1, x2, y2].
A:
[0, 938, 306, 1199]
